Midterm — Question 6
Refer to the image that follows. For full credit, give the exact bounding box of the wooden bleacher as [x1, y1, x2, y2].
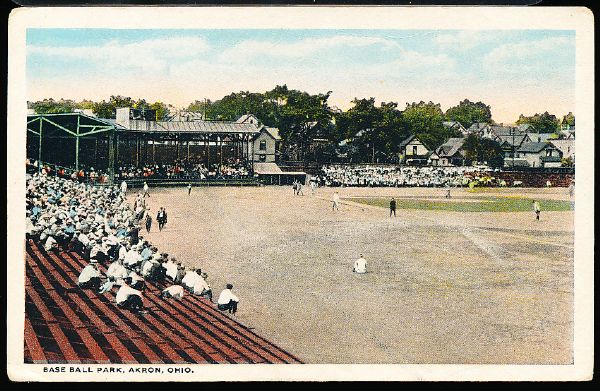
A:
[24, 239, 302, 364]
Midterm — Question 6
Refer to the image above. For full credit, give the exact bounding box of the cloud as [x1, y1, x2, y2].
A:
[483, 36, 573, 68]
[218, 35, 400, 63]
[28, 36, 211, 73]
[434, 31, 496, 51]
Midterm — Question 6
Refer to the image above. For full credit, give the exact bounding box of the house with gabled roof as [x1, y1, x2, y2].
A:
[235, 113, 261, 127]
[251, 126, 282, 163]
[443, 121, 468, 136]
[435, 137, 467, 166]
[550, 139, 575, 161]
[398, 135, 431, 165]
[516, 142, 563, 168]
[466, 122, 491, 137]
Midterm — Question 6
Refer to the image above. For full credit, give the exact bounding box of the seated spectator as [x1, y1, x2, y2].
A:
[217, 283, 239, 314]
[126, 270, 145, 291]
[106, 258, 129, 281]
[161, 285, 185, 300]
[78, 260, 102, 290]
[115, 283, 144, 312]
[44, 235, 58, 252]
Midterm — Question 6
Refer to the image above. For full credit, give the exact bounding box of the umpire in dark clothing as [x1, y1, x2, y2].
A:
[390, 198, 396, 217]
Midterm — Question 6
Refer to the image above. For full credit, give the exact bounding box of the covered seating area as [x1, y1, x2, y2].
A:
[26, 113, 263, 185]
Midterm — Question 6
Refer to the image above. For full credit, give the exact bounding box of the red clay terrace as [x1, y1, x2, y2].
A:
[24, 239, 301, 364]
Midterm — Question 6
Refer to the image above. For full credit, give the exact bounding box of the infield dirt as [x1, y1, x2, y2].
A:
[132, 186, 574, 364]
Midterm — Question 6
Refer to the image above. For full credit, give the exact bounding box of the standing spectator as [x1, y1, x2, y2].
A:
[532, 200, 541, 221]
[332, 191, 340, 211]
[217, 283, 239, 314]
[143, 181, 150, 198]
[157, 207, 168, 231]
[145, 212, 152, 233]
[389, 198, 396, 217]
[120, 180, 128, 194]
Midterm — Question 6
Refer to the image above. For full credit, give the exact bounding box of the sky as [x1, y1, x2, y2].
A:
[26, 29, 575, 123]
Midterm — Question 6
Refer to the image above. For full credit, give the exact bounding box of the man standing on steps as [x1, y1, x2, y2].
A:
[389, 197, 396, 217]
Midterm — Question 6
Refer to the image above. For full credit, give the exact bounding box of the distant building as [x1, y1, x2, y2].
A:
[443, 121, 468, 136]
[398, 135, 431, 165]
[516, 142, 563, 168]
[550, 139, 575, 161]
[251, 126, 281, 163]
[435, 137, 467, 166]
[235, 114, 261, 126]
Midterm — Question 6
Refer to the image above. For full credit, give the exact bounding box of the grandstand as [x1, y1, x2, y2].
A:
[25, 238, 301, 364]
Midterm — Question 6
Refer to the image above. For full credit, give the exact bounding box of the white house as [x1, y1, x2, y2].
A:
[516, 142, 563, 168]
[550, 139, 575, 161]
[251, 126, 281, 163]
[398, 135, 430, 165]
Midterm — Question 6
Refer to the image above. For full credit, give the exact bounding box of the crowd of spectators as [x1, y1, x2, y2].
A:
[116, 158, 250, 181]
[319, 164, 504, 187]
[25, 171, 238, 313]
[26, 159, 110, 184]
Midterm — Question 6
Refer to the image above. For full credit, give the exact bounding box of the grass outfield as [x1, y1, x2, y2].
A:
[349, 196, 574, 212]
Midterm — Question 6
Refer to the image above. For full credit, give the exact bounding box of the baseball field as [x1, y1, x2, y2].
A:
[131, 185, 574, 364]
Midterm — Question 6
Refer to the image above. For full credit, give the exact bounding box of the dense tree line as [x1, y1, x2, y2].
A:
[28, 86, 574, 163]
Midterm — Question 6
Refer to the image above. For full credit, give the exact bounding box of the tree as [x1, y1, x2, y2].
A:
[516, 112, 560, 133]
[149, 101, 170, 121]
[402, 101, 457, 150]
[561, 112, 575, 129]
[462, 133, 504, 168]
[92, 95, 136, 118]
[29, 98, 78, 114]
[445, 99, 493, 129]
[336, 98, 407, 162]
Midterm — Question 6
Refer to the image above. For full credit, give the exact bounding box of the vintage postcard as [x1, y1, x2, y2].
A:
[6, 6, 594, 381]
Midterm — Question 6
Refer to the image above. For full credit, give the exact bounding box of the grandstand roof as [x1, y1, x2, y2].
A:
[24, 239, 301, 364]
[117, 119, 261, 134]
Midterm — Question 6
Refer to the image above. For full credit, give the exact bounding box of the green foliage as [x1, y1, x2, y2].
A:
[402, 101, 457, 150]
[462, 133, 503, 168]
[28, 98, 78, 114]
[444, 99, 493, 129]
[516, 112, 560, 133]
[561, 156, 574, 167]
[561, 112, 575, 128]
[336, 98, 407, 162]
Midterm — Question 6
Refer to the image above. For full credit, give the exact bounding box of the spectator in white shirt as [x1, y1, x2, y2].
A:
[192, 271, 213, 301]
[353, 254, 367, 274]
[116, 283, 144, 312]
[106, 259, 129, 281]
[164, 258, 179, 281]
[44, 235, 58, 252]
[161, 285, 185, 300]
[217, 284, 239, 314]
[78, 260, 102, 289]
